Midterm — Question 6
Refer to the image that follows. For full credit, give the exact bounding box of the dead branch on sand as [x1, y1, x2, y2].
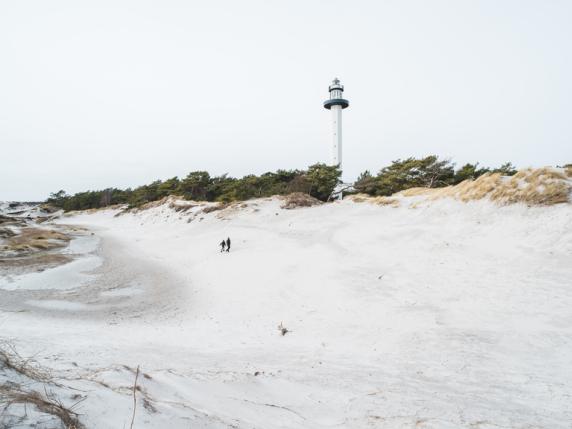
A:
[129, 365, 140, 429]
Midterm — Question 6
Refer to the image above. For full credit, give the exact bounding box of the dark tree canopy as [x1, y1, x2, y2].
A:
[354, 155, 517, 197]
[47, 164, 342, 211]
[46, 157, 520, 211]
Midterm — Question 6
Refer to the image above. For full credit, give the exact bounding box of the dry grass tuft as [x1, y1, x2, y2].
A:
[202, 202, 230, 213]
[345, 194, 369, 203]
[398, 187, 440, 197]
[346, 194, 400, 207]
[372, 197, 400, 207]
[280, 193, 323, 209]
[394, 168, 571, 206]
[0, 386, 85, 429]
[514, 167, 565, 182]
[0, 342, 85, 429]
[1, 227, 71, 254]
[168, 200, 198, 212]
[0, 342, 50, 384]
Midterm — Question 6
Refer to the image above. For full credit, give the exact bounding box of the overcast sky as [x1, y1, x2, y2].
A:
[1, 0, 571, 201]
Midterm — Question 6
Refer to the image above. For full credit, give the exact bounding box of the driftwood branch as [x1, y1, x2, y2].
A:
[129, 365, 140, 429]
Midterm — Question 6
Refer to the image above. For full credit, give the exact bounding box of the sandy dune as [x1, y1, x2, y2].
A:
[1, 197, 571, 428]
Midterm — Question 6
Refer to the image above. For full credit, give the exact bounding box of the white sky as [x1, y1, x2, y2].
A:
[1, 0, 571, 201]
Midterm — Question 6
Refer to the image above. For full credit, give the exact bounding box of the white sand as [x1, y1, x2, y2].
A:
[1, 197, 571, 428]
[25, 299, 95, 311]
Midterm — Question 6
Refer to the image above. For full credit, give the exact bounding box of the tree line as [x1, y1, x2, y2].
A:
[47, 156, 518, 211]
[353, 156, 517, 196]
[47, 163, 342, 211]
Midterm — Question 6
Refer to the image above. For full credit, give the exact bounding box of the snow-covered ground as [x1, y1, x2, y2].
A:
[0, 201, 54, 219]
[1, 197, 571, 428]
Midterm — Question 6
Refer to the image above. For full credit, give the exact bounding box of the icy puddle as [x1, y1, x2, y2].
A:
[0, 234, 102, 291]
[63, 233, 99, 254]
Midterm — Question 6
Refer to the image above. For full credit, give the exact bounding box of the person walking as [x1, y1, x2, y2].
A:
[220, 239, 226, 252]
[226, 237, 231, 252]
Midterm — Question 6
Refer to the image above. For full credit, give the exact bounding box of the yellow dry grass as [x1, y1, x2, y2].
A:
[395, 168, 570, 206]
[371, 196, 400, 207]
[0, 342, 84, 429]
[345, 194, 369, 203]
[346, 194, 400, 207]
[2, 228, 71, 253]
[202, 202, 230, 214]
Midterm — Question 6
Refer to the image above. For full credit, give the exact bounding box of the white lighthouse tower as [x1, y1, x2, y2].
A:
[323, 78, 349, 168]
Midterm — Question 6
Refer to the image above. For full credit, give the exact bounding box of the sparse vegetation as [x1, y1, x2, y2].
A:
[0, 342, 84, 429]
[1, 227, 71, 255]
[353, 156, 518, 197]
[347, 195, 400, 207]
[201, 202, 230, 214]
[395, 168, 570, 205]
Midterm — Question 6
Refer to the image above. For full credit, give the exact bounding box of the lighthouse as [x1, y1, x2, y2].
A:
[323, 78, 349, 168]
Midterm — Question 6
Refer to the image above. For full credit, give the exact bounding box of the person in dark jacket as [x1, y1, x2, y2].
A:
[220, 240, 226, 252]
[226, 237, 231, 252]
